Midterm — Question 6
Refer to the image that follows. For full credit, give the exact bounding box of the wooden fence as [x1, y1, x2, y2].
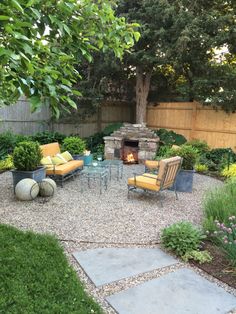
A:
[147, 102, 236, 150]
[1, 99, 236, 150]
[0, 98, 51, 135]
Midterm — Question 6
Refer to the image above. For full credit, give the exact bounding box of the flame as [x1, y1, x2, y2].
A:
[126, 153, 135, 163]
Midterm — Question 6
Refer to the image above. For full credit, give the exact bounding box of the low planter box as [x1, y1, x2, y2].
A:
[174, 169, 195, 193]
[11, 166, 46, 189]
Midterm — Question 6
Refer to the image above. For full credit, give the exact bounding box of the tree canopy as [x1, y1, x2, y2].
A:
[0, 0, 139, 117]
[79, 0, 236, 122]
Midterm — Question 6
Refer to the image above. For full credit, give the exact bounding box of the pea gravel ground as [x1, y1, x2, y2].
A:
[1, 166, 235, 313]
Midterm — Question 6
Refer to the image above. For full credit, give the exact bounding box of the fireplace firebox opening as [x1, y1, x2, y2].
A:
[122, 139, 139, 164]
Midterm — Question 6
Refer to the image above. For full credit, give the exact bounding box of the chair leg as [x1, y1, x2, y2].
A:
[174, 184, 178, 200]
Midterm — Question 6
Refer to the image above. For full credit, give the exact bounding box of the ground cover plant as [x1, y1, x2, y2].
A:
[161, 222, 206, 259]
[0, 224, 103, 314]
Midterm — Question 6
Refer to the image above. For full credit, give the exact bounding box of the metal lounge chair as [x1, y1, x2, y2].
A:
[127, 156, 182, 205]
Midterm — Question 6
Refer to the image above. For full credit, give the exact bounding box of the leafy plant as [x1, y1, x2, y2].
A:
[62, 137, 86, 155]
[86, 123, 123, 153]
[93, 144, 105, 160]
[31, 131, 66, 145]
[103, 123, 123, 136]
[203, 148, 236, 172]
[203, 179, 236, 233]
[0, 0, 138, 116]
[161, 222, 205, 257]
[214, 216, 236, 266]
[0, 155, 14, 171]
[187, 139, 209, 154]
[0, 132, 31, 160]
[195, 164, 208, 173]
[221, 164, 236, 178]
[182, 250, 212, 264]
[164, 144, 199, 170]
[13, 141, 42, 171]
[154, 129, 187, 147]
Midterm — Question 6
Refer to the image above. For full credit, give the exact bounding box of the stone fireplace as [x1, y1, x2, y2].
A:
[104, 123, 159, 164]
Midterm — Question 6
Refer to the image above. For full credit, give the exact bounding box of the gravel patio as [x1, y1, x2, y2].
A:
[0, 165, 221, 244]
[2, 166, 236, 314]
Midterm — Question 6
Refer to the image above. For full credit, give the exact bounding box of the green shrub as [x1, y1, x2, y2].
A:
[0, 155, 14, 171]
[92, 144, 105, 160]
[187, 139, 210, 154]
[13, 141, 42, 171]
[202, 148, 236, 172]
[182, 250, 212, 264]
[221, 163, 236, 178]
[103, 123, 123, 136]
[161, 222, 205, 257]
[154, 128, 187, 146]
[0, 132, 31, 160]
[194, 163, 208, 173]
[203, 179, 236, 233]
[164, 144, 199, 170]
[86, 123, 123, 153]
[62, 137, 86, 155]
[31, 131, 66, 145]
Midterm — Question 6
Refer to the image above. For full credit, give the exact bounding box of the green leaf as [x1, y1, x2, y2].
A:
[72, 90, 82, 96]
[0, 16, 11, 21]
[11, 0, 24, 13]
[66, 98, 77, 109]
[30, 95, 41, 112]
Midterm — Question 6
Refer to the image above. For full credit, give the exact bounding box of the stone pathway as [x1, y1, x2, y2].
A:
[73, 247, 236, 314]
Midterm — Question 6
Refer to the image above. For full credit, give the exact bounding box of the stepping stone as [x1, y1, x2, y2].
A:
[73, 247, 178, 286]
[106, 268, 236, 314]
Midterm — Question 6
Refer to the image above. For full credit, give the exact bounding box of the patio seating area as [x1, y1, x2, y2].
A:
[0, 164, 220, 244]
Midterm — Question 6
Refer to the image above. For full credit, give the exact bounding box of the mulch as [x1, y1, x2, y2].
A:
[191, 241, 236, 289]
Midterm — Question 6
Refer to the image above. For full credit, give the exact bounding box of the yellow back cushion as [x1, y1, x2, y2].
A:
[40, 156, 53, 168]
[51, 156, 67, 165]
[60, 151, 73, 162]
[40, 142, 61, 157]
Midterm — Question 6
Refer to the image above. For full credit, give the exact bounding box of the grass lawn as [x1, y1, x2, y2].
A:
[0, 224, 103, 314]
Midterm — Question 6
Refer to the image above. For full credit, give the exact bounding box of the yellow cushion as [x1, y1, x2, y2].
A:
[60, 151, 73, 162]
[40, 142, 61, 157]
[128, 174, 160, 191]
[51, 156, 67, 165]
[46, 160, 83, 176]
[145, 160, 159, 169]
[40, 156, 53, 168]
[56, 153, 68, 163]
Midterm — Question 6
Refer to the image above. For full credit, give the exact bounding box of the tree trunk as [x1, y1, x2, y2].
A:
[135, 66, 152, 124]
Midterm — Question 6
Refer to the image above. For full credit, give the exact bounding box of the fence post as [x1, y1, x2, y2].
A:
[190, 101, 197, 140]
[97, 104, 102, 132]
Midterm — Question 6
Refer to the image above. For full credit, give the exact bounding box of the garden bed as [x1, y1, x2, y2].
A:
[191, 241, 236, 289]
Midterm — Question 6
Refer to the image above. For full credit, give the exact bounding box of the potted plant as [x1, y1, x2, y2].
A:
[165, 144, 198, 192]
[11, 141, 45, 189]
[62, 136, 92, 165]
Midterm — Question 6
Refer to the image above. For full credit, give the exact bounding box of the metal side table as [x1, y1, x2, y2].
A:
[100, 160, 123, 181]
[80, 165, 109, 194]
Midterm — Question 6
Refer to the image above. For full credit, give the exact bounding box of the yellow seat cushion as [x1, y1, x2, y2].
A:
[60, 151, 73, 162]
[145, 160, 159, 169]
[51, 156, 67, 165]
[128, 174, 160, 192]
[46, 160, 84, 176]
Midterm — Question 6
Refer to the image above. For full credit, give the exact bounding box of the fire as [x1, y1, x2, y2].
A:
[126, 153, 135, 163]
